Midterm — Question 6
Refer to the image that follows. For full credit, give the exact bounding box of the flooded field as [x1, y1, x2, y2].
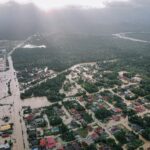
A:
[21, 96, 51, 109]
[0, 71, 9, 99]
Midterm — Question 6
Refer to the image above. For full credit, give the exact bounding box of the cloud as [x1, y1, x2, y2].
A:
[132, 0, 150, 6]
[107, 0, 150, 8]
[0, 0, 130, 10]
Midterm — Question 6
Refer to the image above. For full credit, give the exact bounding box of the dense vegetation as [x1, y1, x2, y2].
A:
[95, 107, 112, 121]
[113, 129, 143, 149]
[95, 71, 121, 88]
[12, 33, 150, 75]
[21, 72, 67, 101]
[44, 104, 63, 126]
[82, 82, 99, 93]
[13, 33, 150, 110]
[129, 114, 150, 141]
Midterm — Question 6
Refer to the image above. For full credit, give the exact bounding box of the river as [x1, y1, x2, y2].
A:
[113, 32, 150, 43]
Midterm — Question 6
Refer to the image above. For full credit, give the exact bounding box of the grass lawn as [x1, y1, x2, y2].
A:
[77, 128, 88, 138]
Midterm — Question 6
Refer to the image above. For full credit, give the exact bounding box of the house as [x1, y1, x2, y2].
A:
[91, 132, 99, 141]
[113, 108, 122, 114]
[65, 144, 73, 150]
[79, 97, 84, 102]
[134, 106, 145, 113]
[70, 120, 80, 128]
[99, 144, 111, 150]
[40, 139, 46, 147]
[72, 142, 81, 150]
[0, 124, 12, 132]
[0, 141, 10, 150]
[99, 104, 104, 109]
[112, 115, 121, 121]
[0, 144, 10, 150]
[46, 137, 57, 149]
[83, 136, 94, 145]
[24, 114, 33, 121]
[131, 77, 141, 83]
[51, 127, 60, 134]
[87, 125, 93, 132]
[34, 118, 45, 124]
[32, 148, 38, 150]
[56, 143, 64, 150]
[95, 127, 104, 135]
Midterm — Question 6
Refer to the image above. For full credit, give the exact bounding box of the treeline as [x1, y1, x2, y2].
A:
[12, 34, 150, 73]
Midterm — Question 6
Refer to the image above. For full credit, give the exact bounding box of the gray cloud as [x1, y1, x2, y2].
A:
[107, 0, 150, 8]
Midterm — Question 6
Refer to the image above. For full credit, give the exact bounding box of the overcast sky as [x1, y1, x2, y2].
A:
[0, 0, 130, 10]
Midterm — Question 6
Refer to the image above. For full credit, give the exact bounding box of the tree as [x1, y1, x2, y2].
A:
[128, 115, 143, 127]
[95, 108, 112, 121]
[59, 123, 69, 133]
[49, 116, 62, 126]
[142, 129, 150, 141]
[114, 129, 127, 144]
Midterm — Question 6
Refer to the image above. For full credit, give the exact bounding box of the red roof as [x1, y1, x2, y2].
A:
[24, 115, 33, 121]
[135, 106, 145, 112]
[40, 139, 46, 147]
[46, 137, 57, 149]
[114, 108, 122, 113]
[91, 132, 99, 140]
[99, 104, 104, 109]
[134, 102, 141, 106]
[112, 115, 121, 121]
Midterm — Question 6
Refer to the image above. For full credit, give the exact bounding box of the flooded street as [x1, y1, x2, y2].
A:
[7, 56, 24, 150]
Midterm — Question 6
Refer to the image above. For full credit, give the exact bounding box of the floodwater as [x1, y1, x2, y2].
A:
[21, 96, 51, 109]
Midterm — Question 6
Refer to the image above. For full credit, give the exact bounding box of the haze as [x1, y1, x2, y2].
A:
[0, 0, 129, 10]
[0, 0, 150, 149]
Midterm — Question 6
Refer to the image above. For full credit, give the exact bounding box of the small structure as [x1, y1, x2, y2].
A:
[46, 137, 57, 149]
[0, 124, 11, 132]
[40, 139, 46, 147]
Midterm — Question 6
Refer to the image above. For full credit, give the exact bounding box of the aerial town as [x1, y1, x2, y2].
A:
[0, 48, 150, 150]
[0, 1, 150, 150]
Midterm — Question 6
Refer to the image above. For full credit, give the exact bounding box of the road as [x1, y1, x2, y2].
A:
[0, 37, 30, 149]
[6, 36, 32, 150]
[0, 39, 26, 149]
[8, 56, 25, 150]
